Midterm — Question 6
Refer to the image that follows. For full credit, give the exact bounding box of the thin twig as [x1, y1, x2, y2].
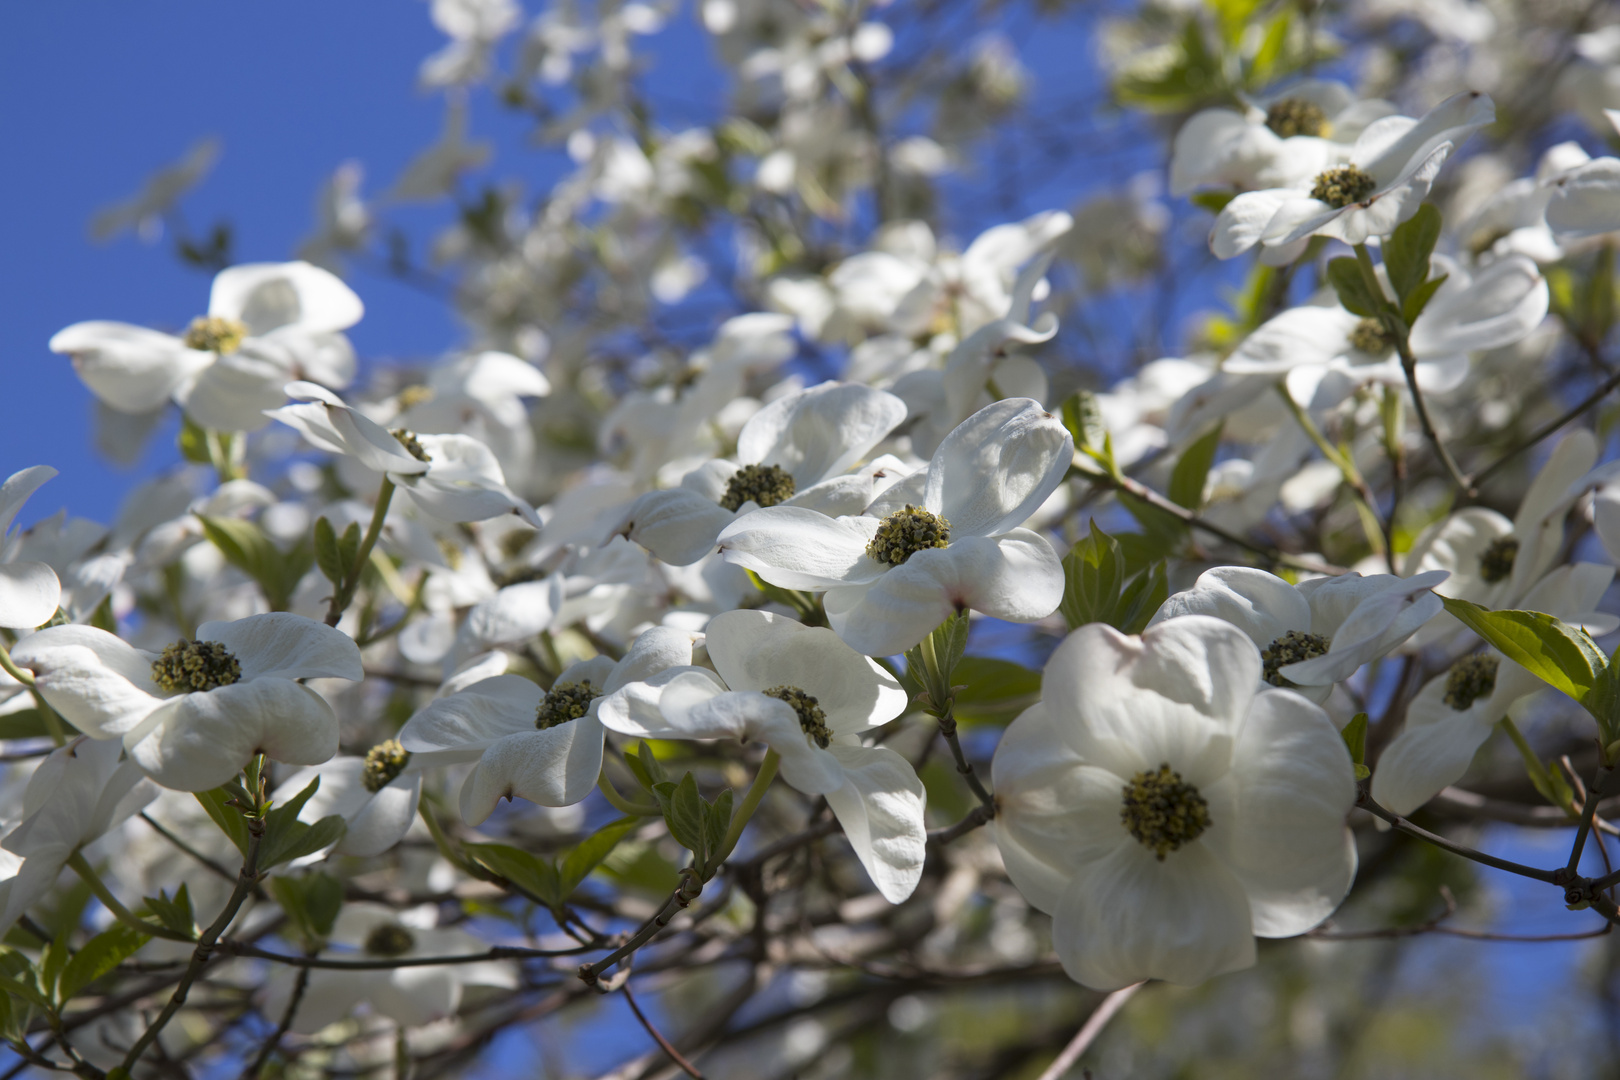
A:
[1035, 982, 1143, 1080]
[928, 803, 995, 845]
[1468, 362, 1620, 491]
[1356, 789, 1561, 883]
[621, 982, 706, 1080]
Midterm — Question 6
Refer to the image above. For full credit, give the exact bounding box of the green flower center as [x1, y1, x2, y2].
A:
[363, 923, 417, 957]
[362, 739, 411, 792]
[1120, 763, 1211, 860]
[1260, 630, 1330, 688]
[1310, 165, 1377, 209]
[764, 685, 832, 748]
[537, 680, 599, 730]
[152, 639, 242, 693]
[391, 428, 432, 463]
[1444, 654, 1500, 711]
[182, 315, 248, 354]
[1478, 536, 1519, 584]
[866, 505, 950, 567]
[1349, 317, 1396, 355]
[719, 463, 797, 512]
[1265, 97, 1329, 138]
[396, 384, 436, 410]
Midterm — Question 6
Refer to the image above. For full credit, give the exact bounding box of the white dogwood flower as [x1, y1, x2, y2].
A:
[1211, 91, 1493, 258]
[11, 613, 363, 791]
[715, 398, 1071, 656]
[268, 381, 541, 527]
[275, 744, 423, 859]
[1149, 567, 1447, 703]
[50, 261, 362, 432]
[0, 738, 159, 939]
[399, 627, 698, 825]
[992, 618, 1357, 990]
[615, 381, 907, 566]
[1372, 562, 1618, 816]
[0, 466, 63, 630]
[597, 609, 923, 901]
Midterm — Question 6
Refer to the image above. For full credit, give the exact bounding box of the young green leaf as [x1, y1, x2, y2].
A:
[1340, 712, 1370, 781]
[465, 842, 562, 908]
[194, 788, 252, 858]
[313, 516, 344, 585]
[58, 924, 151, 1002]
[143, 885, 196, 939]
[1383, 204, 1442, 304]
[1325, 257, 1382, 317]
[559, 817, 641, 899]
[1168, 422, 1223, 511]
[1439, 597, 1606, 705]
[661, 773, 709, 865]
[1401, 273, 1449, 325]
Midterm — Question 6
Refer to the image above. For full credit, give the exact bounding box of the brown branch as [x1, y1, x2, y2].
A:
[621, 982, 706, 1080]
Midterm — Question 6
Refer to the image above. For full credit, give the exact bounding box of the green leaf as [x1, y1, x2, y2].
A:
[1383, 204, 1442, 305]
[197, 514, 310, 612]
[1246, 9, 1292, 84]
[178, 415, 213, 466]
[1060, 520, 1125, 631]
[338, 522, 361, 579]
[0, 709, 50, 740]
[702, 790, 733, 871]
[313, 516, 344, 585]
[1060, 390, 1107, 456]
[194, 788, 252, 858]
[268, 872, 343, 945]
[658, 773, 708, 864]
[1115, 561, 1169, 635]
[1189, 190, 1235, 215]
[1326, 257, 1382, 318]
[142, 885, 196, 939]
[950, 657, 1042, 727]
[258, 778, 348, 870]
[1439, 597, 1606, 707]
[1340, 712, 1371, 781]
[559, 817, 641, 899]
[465, 843, 562, 908]
[59, 923, 151, 1002]
[1168, 422, 1223, 510]
[0, 970, 52, 1013]
[1402, 274, 1448, 326]
[39, 923, 70, 1000]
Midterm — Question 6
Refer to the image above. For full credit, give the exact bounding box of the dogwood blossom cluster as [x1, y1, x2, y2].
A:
[7, 0, 1620, 1076]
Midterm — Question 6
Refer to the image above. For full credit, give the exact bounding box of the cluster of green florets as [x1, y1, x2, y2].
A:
[1261, 630, 1330, 688]
[765, 685, 833, 748]
[1478, 536, 1519, 583]
[1120, 764, 1212, 860]
[537, 680, 599, 729]
[151, 639, 242, 693]
[362, 739, 412, 792]
[1444, 654, 1501, 710]
[391, 428, 432, 463]
[866, 506, 950, 566]
[364, 923, 416, 957]
[1349, 318, 1397, 355]
[1265, 98, 1329, 138]
[1310, 165, 1377, 208]
[182, 315, 247, 354]
[719, 463, 797, 512]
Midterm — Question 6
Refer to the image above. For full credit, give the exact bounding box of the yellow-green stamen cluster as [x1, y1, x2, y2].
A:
[764, 685, 832, 748]
[182, 315, 248, 354]
[1261, 630, 1330, 688]
[1310, 165, 1377, 208]
[1444, 654, 1500, 711]
[1120, 763, 1211, 860]
[364, 923, 416, 957]
[1478, 536, 1519, 584]
[390, 428, 431, 463]
[866, 505, 950, 566]
[1349, 317, 1397, 355]
[1265, 98, 1329, 138]
[537, 680, 599, 730]
[151, 639, 242, 693]
[719, 463, 797, 512]
[396, 384, 436, 410]
[362, 739, 411, 792]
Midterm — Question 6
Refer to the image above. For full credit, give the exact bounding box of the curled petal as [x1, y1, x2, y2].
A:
[823, 745, 928, 903]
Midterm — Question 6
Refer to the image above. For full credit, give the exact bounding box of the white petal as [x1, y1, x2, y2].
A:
[1547, 157, 1620, 240]
[619, 488, 736, 566]
[736, 382, 907, 486]
[49, 321, 205, 413]
[0, 466, 57, 537]
[0, 562, 61, 630]
[174, 349, 291, 432]
[822, 745, 927, 903]
[1282, 573, 1446, 686]
[200, 612, 363, 682]
[1201, 689, 1356, 937]
[1148, 565, 1308, 650]
[11, 625, 163, 737]
[209, 261, 364, 336]
[1409, 255, 1548, 357]
[458, 717, 605, 824]
[925, 399, 1072, 538]
[659, 680, 844, 794]
[596, 667, 723, 738]
[459, 578, 564, 651]
[1052, 840, 1256, 990]
[1210, 189, 1289, 259]
[399, 675, 542, 753]
[715, 507, 884, 590]
[605, 627, 700, 692]
[337, 773, 422, 857]
[702, 609, 906, 733]
[1041, 619, 1257, 788]
[1356, 90, 1493, 189]
[125, 679, 339, 791]
[1223, 306, 1358, 375]
[991, 702, 1132, 914]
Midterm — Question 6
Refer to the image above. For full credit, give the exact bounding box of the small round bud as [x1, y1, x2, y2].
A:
[182, 315, 248, 354]
[1478, 536, 1518, 584]
[866, 506, 950, 567]
[764, 685, 832, 748]
[364, 923, 417, 957]
[362, 739, 412, 792]
[1443, 654, 1500, 711]
[1260, 630, 1330, 688]
[1349, 318, 1396, 355]
[151, 640, 242, 693]
[390, 428, 432, 463]
[537, 681, 599, 730]
[1265, 98, 1329, 138]
[719, 463, 797, 512]
[1310, 165, 1377, 209]
[1120, 763, 1211, 860]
